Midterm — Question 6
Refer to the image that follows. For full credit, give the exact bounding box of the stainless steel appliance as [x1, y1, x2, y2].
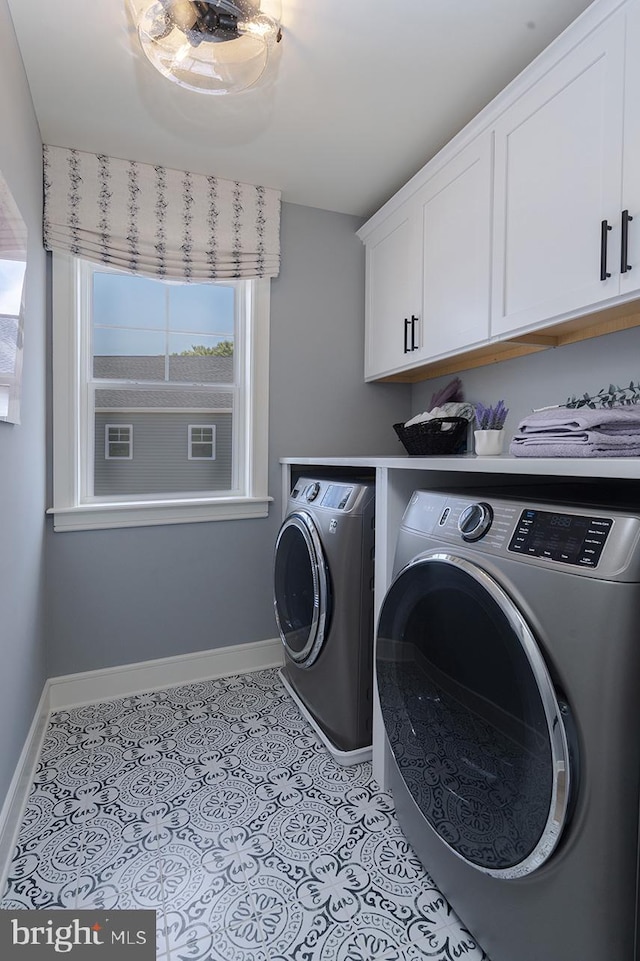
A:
[274, 476, 375, 760]
[377, 488, 640, 961]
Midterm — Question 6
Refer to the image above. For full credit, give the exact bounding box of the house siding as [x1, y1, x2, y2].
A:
[94, 411, 232, 495]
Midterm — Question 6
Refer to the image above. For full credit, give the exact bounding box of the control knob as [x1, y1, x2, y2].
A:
[458, 502, 494, 541]
[306, 482, 321, 503]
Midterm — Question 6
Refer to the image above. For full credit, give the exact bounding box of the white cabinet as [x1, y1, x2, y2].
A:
[491, 11, 626, 337]
[417, 133, 492, 356]
[363, 133, 492, 379]
[363, 202, 421, 380]
[620, 1, 640, 298]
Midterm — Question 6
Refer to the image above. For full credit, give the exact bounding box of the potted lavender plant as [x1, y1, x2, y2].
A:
[474, 400, 509, 455]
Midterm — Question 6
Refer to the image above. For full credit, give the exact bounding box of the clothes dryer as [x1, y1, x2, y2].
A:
[377, 489, 640, 961]
[274, 476, 375, 761]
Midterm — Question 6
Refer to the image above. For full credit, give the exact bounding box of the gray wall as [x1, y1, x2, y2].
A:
[0, 0, 47, 804]
[46, 201, 410, 677]
[411, 327, 640, 442]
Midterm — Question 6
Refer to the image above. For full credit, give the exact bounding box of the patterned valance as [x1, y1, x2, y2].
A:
[43, 145, 281, 280]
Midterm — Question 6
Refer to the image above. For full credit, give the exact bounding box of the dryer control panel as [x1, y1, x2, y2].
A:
[508, 509, 613, 568]
[400, 490, 640, 581]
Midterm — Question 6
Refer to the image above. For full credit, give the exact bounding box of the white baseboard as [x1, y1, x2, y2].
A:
[48, 637, 284, 710]
[0, 683, 51, 895]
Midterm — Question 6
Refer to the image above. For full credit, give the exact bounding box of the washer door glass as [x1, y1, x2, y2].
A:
[274, 511, 331, 667]
[377, 553, 571, 878]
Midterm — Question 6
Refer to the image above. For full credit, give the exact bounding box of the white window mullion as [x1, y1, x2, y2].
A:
[231, 280, 247, 496]
[79, 260, 96, 503]
[164, 285, 170, 383]
[246, 278, 270, 500]
[51, 253, 85, 509]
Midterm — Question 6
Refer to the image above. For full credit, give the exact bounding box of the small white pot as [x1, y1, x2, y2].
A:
[474, 429, 504, 456]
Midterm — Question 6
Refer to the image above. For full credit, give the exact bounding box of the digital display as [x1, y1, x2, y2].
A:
[508, 509, 613, 567]
[321, 485, 353, 510]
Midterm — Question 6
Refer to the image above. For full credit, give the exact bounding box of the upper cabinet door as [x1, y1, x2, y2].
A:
[417, 132, 493, 358]
[491, 13, 626, 338]
[363, 203, 421, 380]
[621, 1, 640, 298]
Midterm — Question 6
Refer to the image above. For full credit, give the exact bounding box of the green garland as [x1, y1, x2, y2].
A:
[565, 382, 640, 409]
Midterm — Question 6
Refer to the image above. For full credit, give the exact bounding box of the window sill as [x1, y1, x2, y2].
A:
[47, 496, 273, 532]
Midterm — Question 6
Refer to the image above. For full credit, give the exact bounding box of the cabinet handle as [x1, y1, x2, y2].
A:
[600, 219, 612, 281]
[621, 209, 633, 274]
[403, 317, 411, 353]
[411, 315, 419, 351]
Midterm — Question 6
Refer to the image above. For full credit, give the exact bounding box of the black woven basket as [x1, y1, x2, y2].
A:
[393, 417, 468, 455]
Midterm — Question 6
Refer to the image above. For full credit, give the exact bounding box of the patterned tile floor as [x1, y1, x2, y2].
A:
[1, 669, 487, 960]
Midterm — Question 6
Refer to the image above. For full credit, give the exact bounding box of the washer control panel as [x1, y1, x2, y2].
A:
[508, 508, 613, 568]
[305, 482, 321, 502]
[290, 478, 373, 515]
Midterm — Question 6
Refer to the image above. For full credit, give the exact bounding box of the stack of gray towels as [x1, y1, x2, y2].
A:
[510, 405, 640, 457]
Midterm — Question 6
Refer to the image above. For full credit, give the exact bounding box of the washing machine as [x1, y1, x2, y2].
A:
[274, 476, 375, 761]
[376, 488, 640, 961]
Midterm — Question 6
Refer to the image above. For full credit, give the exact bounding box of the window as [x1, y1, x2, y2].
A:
[0, 261, 25, 422]
[189, 425, 216, 461]
[105, 425, 133, 460]
[0, 169, 28, 425]
[50, 255, 271, 531]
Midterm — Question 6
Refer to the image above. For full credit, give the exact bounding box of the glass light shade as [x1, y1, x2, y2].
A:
[128, 0, 281, 95]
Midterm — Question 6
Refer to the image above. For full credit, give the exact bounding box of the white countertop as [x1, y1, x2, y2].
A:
[280, 453, 640, 478]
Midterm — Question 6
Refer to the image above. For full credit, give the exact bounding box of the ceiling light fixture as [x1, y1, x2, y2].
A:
[127, 0, 282, 95]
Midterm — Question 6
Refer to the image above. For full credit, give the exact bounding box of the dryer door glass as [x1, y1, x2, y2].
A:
[274, 512, 331, 667]
[376, 554, 571, 878]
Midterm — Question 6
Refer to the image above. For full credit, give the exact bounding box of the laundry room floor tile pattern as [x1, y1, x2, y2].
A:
[1, 669, 487, 960]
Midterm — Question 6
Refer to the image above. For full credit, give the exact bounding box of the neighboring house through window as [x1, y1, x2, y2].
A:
[105, 424, 133, 460]
[50, 256, 271, 531]
[189, 425, 216, 461]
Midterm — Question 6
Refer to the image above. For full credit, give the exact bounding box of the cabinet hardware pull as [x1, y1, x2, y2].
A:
[411, 315, 419, 351]
[403, 317, 411, 353]
[600, 219, 612, 281]
[621, 209, 633, 274]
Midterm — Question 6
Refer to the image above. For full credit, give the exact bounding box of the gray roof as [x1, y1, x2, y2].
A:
[95, 388, 232, 411]
[93, 354, 234, 383]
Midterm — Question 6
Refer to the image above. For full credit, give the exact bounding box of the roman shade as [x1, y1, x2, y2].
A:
[43, 144, 281, 280]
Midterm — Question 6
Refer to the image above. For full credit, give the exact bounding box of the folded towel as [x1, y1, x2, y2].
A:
[509, 440, 640, 457]
[515, 424, 640, 439]
[515, 405, 640, 434]
[511, 430, 640, 448]
[510, 405, 640, 455]
[405, 402, 475, 428]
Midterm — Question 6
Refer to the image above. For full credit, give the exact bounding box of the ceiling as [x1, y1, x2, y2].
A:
[7, 0, 594, 220]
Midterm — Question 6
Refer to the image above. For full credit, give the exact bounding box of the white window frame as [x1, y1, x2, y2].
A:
[188, 424, 217, 461]
[105, 424, 133, 460]
[49, 253, 271, 531]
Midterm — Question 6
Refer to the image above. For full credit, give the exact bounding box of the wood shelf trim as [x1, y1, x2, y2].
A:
[505, 333, 559, 347]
